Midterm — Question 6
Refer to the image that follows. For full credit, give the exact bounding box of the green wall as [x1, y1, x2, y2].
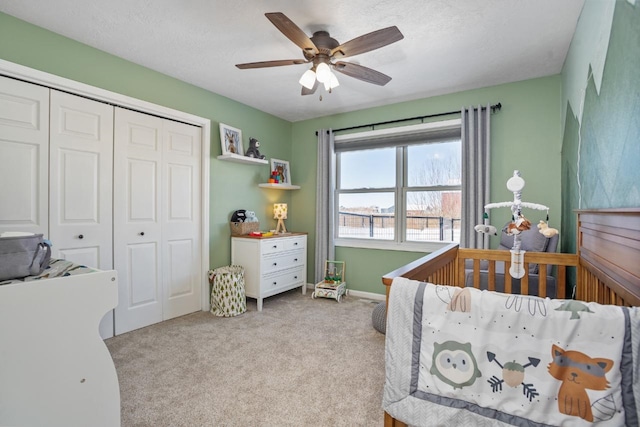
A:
[0, 12, 293, 271]
[3, 10, 594, 297]
[291, 77, 564, 295]
[560, 0, 640, 279]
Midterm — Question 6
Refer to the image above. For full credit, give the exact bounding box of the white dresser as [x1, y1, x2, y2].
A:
[231, 233, 307, 311]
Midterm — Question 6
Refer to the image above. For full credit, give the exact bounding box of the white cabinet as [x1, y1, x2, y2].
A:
[231, 233, 307, 311]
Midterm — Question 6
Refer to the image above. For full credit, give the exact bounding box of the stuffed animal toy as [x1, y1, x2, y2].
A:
[537, 220, 559, 238]
[474, 224, 498, 235]
[230, 209, 246, 223]
[245, 211, 259, 223]
[505, 215, 531, 235]
[244, 137, 266, 159]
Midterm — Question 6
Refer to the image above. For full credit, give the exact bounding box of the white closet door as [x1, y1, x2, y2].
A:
[162, 119, 201, 319]
[0, 76, 49, 236]
[114, 108, 164, 334]
[114, 108, 202, 334]
[49, 90, 114, 268]
[49, 90, 115, 339]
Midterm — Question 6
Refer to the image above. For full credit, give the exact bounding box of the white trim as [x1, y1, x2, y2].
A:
[335, 237, 449, 253]
[334, 118, 462, 142]
[0, 59, 212, 313]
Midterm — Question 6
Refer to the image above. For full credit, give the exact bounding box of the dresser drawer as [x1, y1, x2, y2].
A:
[261, 267, 305, 293]
[262, 250, 304, 273]
[283, 236, 306, 251]
[261, 239, 284, 255]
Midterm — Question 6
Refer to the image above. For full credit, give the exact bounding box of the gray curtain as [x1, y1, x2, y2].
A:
[460, 105, 491, 249]
[315, 129, 336, 283]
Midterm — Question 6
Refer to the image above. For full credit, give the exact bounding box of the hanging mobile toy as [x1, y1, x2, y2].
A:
[475, 170, 553, 279]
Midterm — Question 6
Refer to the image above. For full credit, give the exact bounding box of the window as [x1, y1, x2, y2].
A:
[335, 119, 462, 251]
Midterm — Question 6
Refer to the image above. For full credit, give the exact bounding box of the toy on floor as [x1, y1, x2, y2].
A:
[312, 260, 347, 302]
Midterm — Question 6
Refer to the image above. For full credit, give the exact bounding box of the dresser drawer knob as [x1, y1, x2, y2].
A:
[272, 245, 277, 249]
[272, 281, 277, 285]
[272, 262, 277, 266]
[294, 258, 298, 262]
[294, 276, 298, 279]
[78, 234, 84, 239]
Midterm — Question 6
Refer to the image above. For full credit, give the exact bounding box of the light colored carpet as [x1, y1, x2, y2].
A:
[106, 289, 386, 426]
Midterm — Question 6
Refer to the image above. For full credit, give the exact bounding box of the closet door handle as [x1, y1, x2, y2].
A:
[139, 232, 145, 236]
[78, 234, 84, 240]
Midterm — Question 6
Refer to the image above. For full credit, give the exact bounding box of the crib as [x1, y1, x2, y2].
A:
[382, 208, 640, 427]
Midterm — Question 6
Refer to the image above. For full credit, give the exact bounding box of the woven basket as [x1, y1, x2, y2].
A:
[229, 221, 259, 236]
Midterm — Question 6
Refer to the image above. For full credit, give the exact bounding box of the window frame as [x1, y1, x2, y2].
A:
[334, 118, 462, 252]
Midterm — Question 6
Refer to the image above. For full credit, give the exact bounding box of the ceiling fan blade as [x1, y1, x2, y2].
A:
[265, 12, 318, 55]
[301, 80, 319, 96]
[333, 62, 392, 86]
[330, 26, 403, 58]
[236, 59, 308, 69]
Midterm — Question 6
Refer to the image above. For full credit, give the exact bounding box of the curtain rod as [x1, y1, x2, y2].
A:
[315, 102, 501, 135]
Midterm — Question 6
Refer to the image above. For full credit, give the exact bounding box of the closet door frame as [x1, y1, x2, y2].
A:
[0, 59, 212, 312]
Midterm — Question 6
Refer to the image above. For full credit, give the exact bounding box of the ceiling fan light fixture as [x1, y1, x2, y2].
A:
[315, 62, 331, 84]
[299, 69, 316, 89]
[328, 72, 340, 89]
[324, 72, 340, 91]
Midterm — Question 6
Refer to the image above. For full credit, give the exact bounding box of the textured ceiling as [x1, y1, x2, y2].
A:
[0, 0, 585, 122]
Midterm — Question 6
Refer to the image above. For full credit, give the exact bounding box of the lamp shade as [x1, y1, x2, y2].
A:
[299, 69, 316, 89]
[324, 71, 340, 91]
[315, 62, 331, 83]
[273, 203, 288, 220]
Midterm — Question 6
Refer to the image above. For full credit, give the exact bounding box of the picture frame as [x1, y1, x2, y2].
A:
[270, 158, 291, 185]
[219, 123, 244, 156]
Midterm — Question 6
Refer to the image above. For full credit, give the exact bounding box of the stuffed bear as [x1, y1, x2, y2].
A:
[245, 211, 259, 223]
[244, 137, 266, 159]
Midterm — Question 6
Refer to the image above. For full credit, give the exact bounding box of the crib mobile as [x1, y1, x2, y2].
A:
[475, 170, 558, 279]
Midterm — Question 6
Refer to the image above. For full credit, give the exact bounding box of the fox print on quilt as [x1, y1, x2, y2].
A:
[383, 277, 640, 427]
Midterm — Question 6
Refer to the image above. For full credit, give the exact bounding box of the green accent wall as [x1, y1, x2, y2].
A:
[6, 5, 631, 298]
[291, 77, 564, 295]
[560, 0, 640, 289]
[0, 12, 293, 271]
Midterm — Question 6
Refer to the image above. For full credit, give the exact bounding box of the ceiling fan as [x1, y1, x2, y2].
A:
[235, 12, 404, 96]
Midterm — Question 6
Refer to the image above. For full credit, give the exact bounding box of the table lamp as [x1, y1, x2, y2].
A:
[273, 203, 287, 234]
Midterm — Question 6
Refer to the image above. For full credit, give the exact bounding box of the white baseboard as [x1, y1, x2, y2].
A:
[304, 283, 385, 302]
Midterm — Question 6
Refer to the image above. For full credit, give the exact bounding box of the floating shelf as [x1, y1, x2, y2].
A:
[217, 153, 268, 165]
[258, 183, 301, 190]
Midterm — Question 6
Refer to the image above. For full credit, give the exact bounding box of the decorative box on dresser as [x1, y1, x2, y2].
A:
[231, 232, 307, 311]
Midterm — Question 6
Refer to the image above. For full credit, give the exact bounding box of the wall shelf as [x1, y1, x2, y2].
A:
[217, 153, 268, 165]
[258, 183, 301, 190]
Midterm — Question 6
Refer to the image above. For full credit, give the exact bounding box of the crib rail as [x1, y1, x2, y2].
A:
[382, 244, 579, 304]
